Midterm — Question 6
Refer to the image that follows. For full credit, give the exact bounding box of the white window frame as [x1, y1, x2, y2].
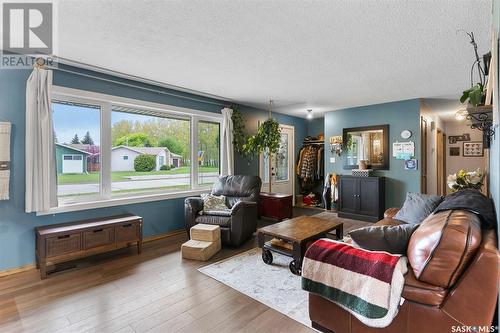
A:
[40, 86, 223, 215]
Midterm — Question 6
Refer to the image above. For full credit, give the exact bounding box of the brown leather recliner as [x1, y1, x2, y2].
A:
[309, 208, 500, 333]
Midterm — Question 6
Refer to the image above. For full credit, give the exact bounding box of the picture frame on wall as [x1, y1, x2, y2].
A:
[449, 147, 460, 156]
[404, 159, 418, 170]
[463, 141, 484, 157]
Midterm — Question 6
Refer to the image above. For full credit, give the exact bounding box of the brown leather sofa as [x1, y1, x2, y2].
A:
[309, 208, 499, 333]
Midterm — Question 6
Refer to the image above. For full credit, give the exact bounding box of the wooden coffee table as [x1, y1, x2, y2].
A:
[257, 216, 343, 275]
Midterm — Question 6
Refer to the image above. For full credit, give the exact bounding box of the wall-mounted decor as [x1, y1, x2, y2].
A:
[449, 147, 460, 156]
[463, 141, 484, 157]
[343, 124, 389, 170]
[329, 135, 343, 156]
[393, 141, 414, 158]
[448, 133, 470, 144]
[0, 122, 11, 200]
[400, 130, 412, 139]
[404, 159, 418, 170]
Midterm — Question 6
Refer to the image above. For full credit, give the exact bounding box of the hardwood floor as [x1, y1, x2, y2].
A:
[0, 213, 320, 333]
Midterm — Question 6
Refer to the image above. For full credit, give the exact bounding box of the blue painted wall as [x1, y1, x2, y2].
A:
[489, 2, 500, 229]
[307, 117, 324, 137]
[0, 65, 308, 271]
[324, 99, 421, 208]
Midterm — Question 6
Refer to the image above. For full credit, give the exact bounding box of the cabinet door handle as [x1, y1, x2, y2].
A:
[122, 224, 133, 228]
[93, 229, 103, 233]
[58, 234, 70, 239]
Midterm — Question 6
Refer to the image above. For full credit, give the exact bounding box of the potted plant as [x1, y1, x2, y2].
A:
[459, 32, 490, 107]
[447, 168, 484, 192]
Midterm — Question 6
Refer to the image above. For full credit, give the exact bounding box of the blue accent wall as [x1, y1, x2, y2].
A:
[324, 99, 421, 208]
[307, 117, 324, 137]
[0, 65, 308, 271]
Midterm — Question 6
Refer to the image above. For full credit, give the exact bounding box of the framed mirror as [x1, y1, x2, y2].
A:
[343, 124, 389, 170]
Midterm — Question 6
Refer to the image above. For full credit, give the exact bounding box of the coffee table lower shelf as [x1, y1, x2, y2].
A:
[261, 240, 302, 275]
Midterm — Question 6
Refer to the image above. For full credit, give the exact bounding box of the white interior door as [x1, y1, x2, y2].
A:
[260, 125, 295, 199]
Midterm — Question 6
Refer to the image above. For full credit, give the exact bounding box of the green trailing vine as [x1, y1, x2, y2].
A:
[231, 108, 281, 158]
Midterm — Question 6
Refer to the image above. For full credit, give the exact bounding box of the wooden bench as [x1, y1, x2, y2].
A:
[35, 214, 143, 279]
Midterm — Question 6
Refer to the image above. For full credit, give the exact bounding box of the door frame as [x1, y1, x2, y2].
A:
[259, 124, 295, 204]
[436, 129, 446, 195]
[420, 116, 428, 194]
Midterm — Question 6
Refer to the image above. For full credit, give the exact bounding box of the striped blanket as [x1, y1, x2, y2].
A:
[301, 238, 407, 328]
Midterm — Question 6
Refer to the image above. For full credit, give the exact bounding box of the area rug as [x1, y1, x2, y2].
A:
[198, 247, 311, 326]
[198, 214, 371, 328]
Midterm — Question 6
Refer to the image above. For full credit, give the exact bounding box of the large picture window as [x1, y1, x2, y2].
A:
[50, 87, 223, 212]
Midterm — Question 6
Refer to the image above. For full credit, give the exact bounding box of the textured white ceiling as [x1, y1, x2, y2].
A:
[56, 0, 492, 118]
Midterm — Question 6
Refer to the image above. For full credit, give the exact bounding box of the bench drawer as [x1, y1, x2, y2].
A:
[83, 227, 115, 250]
[46, 233, 81, 257]
[115, 222, 139, 243]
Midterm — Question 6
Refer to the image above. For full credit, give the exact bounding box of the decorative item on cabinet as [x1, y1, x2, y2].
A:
[329, 136, 343, 156]
[338, 176, 385, 222]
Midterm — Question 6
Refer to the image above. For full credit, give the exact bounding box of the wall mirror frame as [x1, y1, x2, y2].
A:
[343, 124, 389, 170]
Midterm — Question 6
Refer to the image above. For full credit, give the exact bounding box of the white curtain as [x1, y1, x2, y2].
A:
[220, 107, 234, 176]
[25, 68, 58, 212]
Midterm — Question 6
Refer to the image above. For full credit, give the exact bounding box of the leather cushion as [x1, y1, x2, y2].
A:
[349, 224, 418, 254]
[211, 175, 262, 203]
[402, 268, 448, 306]
[407, 210, 482, 288]
[195, 215, 231, 228]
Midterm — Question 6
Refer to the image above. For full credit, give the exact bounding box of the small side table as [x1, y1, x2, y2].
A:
[259, 192, 293, 221]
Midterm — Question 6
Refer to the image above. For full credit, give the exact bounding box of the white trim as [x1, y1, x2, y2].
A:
[50, 86, 225, 213]
[52, 86, 223, 121]
[101, 102, 112, 199]
[37, 188, 211, 216]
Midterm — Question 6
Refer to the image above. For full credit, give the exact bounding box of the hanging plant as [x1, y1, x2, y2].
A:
[231, 108, 249, 155]
[231, 107, 281, 158]
[459, 31, 490, 107]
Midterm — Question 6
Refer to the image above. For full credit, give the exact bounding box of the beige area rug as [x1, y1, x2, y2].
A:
[198, 213, 371, 328]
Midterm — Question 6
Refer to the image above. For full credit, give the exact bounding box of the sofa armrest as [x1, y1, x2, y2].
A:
[441, 230, 499, 327]
[384, 207, 400, 219]
[231, 200, 257, 216]
[184, 197, 204, 235]
[230, 201, 258, 246]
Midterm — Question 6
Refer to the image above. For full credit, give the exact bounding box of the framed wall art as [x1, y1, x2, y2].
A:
[463, 141, 484, 157]
[449, 147, 460, 156]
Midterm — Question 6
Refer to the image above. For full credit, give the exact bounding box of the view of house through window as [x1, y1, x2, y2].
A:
[52, 101, 101, 204]
[110, 110, 191, 197]
[52, 92, 222, 207]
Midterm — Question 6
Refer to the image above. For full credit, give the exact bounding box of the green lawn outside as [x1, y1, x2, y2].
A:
[57, 166, 219, 185]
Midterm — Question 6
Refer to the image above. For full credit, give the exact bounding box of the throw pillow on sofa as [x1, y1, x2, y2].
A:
[349, 224, 419, 254]
[394, 192, 442, 225]
[200, 194, 230, 215]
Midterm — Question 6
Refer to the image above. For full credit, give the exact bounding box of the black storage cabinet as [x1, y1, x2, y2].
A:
[338, 176, 385, 222]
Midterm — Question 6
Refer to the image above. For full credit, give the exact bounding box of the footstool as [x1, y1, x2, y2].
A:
[181, 224, 221, 261]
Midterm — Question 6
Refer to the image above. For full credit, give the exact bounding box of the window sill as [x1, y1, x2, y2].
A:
[36, 189, 211, 216]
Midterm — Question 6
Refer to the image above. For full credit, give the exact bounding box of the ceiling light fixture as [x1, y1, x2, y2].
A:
[455, 109, 467, 121]
[307, 109, 313, 119]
